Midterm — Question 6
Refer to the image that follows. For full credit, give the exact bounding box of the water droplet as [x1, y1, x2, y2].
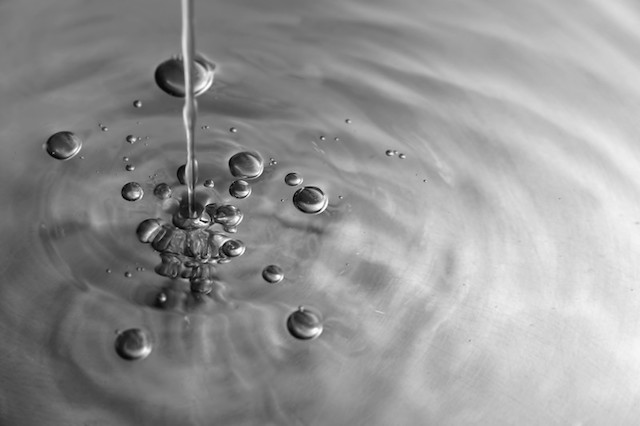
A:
[124, 271, 132, 278]
[292, 186, 328, 214]
[125, 164, 135, 172]
[284, 172, 303, 186]
[136, 219, 163, 243]
[44, 131, 82, 160]
[229, 180, 251, 199]
[121, 182, 144, 201]
[154, 55, 215, 97]
[204, 179, 215, 188]
[133, 100, 142, 108]
[319, 135, 326, 141]
[287, 307, 323, 340]
[220, 239, 245, 258]
[262, 265, 284, 283]
[345, 118, 352, 124]
[126, 135, 138, 144]
[228, 151, 264, 179]
[114, 328, 152, 361]
[399, 153, 406, 159]
[230, 127, 237, 133]
[153, 183, 172, 199]
[385, 149, 395, 156]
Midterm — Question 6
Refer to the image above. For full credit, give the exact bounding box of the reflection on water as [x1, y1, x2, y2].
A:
[2, 0, 640, 424]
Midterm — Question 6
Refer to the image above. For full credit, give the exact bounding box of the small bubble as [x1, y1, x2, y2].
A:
[210, 204, 243, 229]
[136, 266, 145, 272]
[156, 292, 168, 305]
[100, 125, 108, 132]
[79, 156, 85, 160]
[153, 183, 172, 199]
[201, 125, 210, 130]
[423, 179, 427, 183]
[228, 151, 264, 179]
[154, 55, 215, 97]
[123, 156, 130, 162]
[125, 164, 135, 172]
[121, 182, 143, 201]
[44, 131, 82, 160]
[126, 135, 138, 144]
[345, 118, 352, 124]
[133, 100, 142, 108]
[106, 268, 112, 274]
[204, 179, 215, 188]
[399, 153, 406, 159]
[338, 195, 344, 200]
[229, 180, 251, 199]
[125, 271, 132, 278]
[230, 127, 237, 133]
[319, 135, 326, 141]
[385, 149, 395, 156]
[262, 265, 284, 283]
[269, 158, 278, 166]
[284, 172, 303, 186]
[293, 186, 328, 214]
[334, 137, 340, 142]
[136, 218, 163, 243]
[287, 306, 323, 340]
[221, 239, 245, 258]
[114, 328, 152, 361]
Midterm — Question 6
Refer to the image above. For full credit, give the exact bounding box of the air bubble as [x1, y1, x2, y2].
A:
[153, 183, 172, 199]
[230, 127, 237, 133]
[114, 328, 152, 361]
[124, 271, 132, 278]
[123, 156, 129, 162]
[319, 135, 326, 141]
[204, 179, 215, 188]
[228, 151, 264, 179]
[385, 149, 395, 156]
[399, 153, 406, 159]
[44, 131, 82, 160]
[284, 172, 303, 187]
[229, 180, 251, 199]
[209, 204, 243, 229]
[154, 55, 215, 97]
[177, 165, 186, 185]
[126, 135, 137, 144]
[137, 219, 163, 243]
[292, 186, 328, 214]
[100, 125, 108, 132]
[125, 164, 135, 172]
[345, 118, 352, 124]
[220, 239, 245, 258]
[287, 306, 323, 340]
[133, 100, 142, 108]
[121, 182, 144, 201]
[262, 265, 284, 283]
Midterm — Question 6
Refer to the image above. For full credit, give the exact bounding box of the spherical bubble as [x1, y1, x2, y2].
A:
[153, 183, 172, 200]
[229, 180, 251, 199]
[44, 131, 82, 160]
[136, 218, 163, 243]
[284, 172, 303, 187]
[230, 127, 237, 133]
[114, 328, 152, 361]
[125, 164, 135, 172]
[126, 135, 137, 144]
[228, 151, 264, 179]
[220, 239, 245, 258]
[154, 55, 215, 97]
[204, 179, 215, 188]
[211, 204, 243, 228]
[399, 153, 406, 159]
[292, 186, 328, 214]
[262, 265, 284, 283]
[287, 307, 323, 340]
[133, 100, 142, 108]
[121, 182, 144, 201]
[385, 149, 395, 156]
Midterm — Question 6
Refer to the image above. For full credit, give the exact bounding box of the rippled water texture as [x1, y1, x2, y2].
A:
[2, 0, 640, 424]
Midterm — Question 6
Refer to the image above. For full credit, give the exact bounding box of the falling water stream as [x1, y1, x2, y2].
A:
[3, 0, 640, 424]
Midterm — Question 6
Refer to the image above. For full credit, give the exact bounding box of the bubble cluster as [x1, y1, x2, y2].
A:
[287, 306, 323, 340]
[284, 172, 303, 186]
[292, 186, 328, 214]
[121, 182, 144, 201]
[115, 328, 152, 361]
[154, 55, 215, 97]
[44, 131, 82, 160]
[228, 151, 264, 179]
[262, 265, 284, 283]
